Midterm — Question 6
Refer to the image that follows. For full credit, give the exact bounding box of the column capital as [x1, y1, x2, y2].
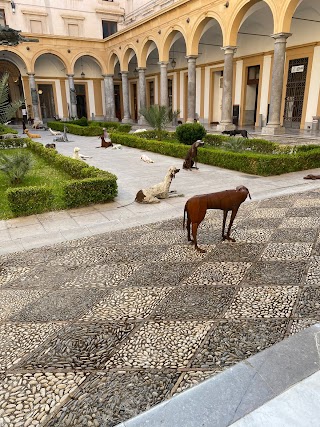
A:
[120, 70, 129, 76]
[137, 67, 146, 71]
[221, 46, 237, 55]
[271, 32, 292, 41]
[185, 55, 198, 61]
[102, 74, 114, 78]
[66, 74, 74, 78]
[27, 72, 35, 77]
[158, 61, 169, 66]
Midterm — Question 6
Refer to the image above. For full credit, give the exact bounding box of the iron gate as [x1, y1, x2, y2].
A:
[283, 57, 308, 129]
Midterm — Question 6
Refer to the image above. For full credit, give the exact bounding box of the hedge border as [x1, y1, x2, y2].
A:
[2, 139, 118, 217]
[110, 133, 320, 176]
[47, 121, 132, 136]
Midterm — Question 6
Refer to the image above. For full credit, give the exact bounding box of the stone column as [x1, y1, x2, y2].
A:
[217, 46, 237, 131]
[103, 74, 118, 122]
[67, 74, 78, 119]
[186, 56, 197, 123]
[262, 32, 291, 135]
[138, 67, 147, 125]
[121, 71, 132, 123]
[27, 73, 41, 122]
[159, 61, 169, 107]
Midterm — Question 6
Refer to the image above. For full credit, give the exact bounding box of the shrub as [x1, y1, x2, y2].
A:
[0, 124, 18, 135]
[62, 176, 117, 208]
[0, 151, 33, 184]
[47, 121, 132, 136]
[176, 123, 207, 145]
[139, 105, 171, 140]
[70, 117, 88, 126]
[0, 138, 25, 149]
[7, 186, 54, 216]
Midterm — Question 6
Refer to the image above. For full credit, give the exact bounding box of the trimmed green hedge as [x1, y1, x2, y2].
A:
[63, 177, 118, 208]
[0, 138, 26, 149]
[47, 121, 131, 136]
[111, 132, 320, 176]
[5, 139, 117, 216]
[7, 186, 54, 216]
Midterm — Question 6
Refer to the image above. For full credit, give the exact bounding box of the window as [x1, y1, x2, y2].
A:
[149, 81, 154, 106]
[102, 20, 117, 38]
[0, 9, 6, 26]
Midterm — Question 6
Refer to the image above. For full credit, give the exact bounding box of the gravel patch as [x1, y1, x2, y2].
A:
[243, 261, 308, 286]
[295, 287, 320, 318]
[261, 243, 313, 261]
[183, 262, 250, 286]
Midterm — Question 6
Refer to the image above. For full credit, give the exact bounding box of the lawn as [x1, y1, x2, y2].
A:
[0, 148, 74, 219]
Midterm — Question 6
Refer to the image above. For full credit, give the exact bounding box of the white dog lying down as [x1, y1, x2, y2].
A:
[48, 127, 61, 136]
[140, 154, 154, 163]
[135, 166, 180, 203]
[73, 147, 92, 161]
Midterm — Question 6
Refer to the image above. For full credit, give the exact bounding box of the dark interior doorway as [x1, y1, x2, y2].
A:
[75, 84, 87, 118]
[37, 84, 55, 121]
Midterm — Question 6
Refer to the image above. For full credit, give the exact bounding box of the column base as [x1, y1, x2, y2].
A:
[122, 117, 133, 124]
[261, 125, 285, 135]
[104, 117, 119, 122]
[216, 123, 236, 131]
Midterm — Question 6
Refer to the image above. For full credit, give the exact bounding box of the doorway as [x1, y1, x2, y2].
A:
[37, 84, 55, 121]
[114, 84, 121, 120]
[75, 84, 87, 118]
[243, 65, 260, 126]
[131, 82, 138, 121]
[283, 58, 308, 129]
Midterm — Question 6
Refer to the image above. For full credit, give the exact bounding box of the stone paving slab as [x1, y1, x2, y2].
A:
[0, 190, 320, 426]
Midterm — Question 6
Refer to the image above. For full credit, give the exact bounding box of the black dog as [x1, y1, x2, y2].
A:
[222, 129, 248, 138]
[45, 143, 56, 149]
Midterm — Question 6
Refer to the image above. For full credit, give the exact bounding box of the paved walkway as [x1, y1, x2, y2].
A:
[1, 126, 320, 255]
[0, 128, 320, 426]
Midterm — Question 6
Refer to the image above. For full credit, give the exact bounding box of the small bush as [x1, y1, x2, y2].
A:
[176, 123, 207, 145]
[70, 117, 89, 127]
[0, 151, 33, 184]
[7, 186, 54, 216]
[0, 124, 18, 135]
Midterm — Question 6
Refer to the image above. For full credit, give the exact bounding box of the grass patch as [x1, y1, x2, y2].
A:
[0, 148, 73, 219]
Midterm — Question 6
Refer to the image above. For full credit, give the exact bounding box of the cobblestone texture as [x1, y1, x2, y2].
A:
[0, 190, 319, 426]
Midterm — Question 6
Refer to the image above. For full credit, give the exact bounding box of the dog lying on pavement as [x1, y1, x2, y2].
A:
[135, 166, 180, 203]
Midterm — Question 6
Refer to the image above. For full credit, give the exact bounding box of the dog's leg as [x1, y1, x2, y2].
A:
[187, 218, 192, 242]
[224, 208, 238, 242]
[192, 222, 205, 253]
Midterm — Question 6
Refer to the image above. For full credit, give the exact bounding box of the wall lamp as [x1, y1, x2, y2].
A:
[11, 1, 16, 13]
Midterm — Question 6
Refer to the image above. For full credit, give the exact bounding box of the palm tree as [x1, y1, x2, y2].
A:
[0, 72, 22, 124]
[0, 152, 33, 184]
[139, 105, 171, 140]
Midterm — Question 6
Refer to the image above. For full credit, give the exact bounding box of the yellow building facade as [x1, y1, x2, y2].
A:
[1, 0, 320, 132]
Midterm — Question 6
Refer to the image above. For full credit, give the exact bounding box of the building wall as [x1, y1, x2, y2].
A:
[1, 0, 319, 129]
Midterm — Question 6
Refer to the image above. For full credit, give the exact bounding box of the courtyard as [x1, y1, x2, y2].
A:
[0, 129, 320, 426]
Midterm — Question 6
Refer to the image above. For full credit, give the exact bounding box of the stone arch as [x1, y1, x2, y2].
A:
[227, 0, 276, 46]
[31, 49, 68, 73]
[140, 37, 160, 67]
[106, 50, 121, 74]
[280, 0, 309, 33]
[122, 44, 139, 70]
[189, 13, 225, 56]
[160, 25, 188, 62]
[70, 53, 104, 75]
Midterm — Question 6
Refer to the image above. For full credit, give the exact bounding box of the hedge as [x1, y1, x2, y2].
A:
[4, 139, 118, 216]
[6, 186, 54, 216]
[0, 138, 26, 149]
[111, 132, 320, 176]
[63, 177, 118, 208]
[47, 121, 131, 136]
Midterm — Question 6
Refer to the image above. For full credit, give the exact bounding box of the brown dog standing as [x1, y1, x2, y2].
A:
[183, 185, 251, 252]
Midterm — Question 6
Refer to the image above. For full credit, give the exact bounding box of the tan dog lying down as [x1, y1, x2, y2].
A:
[135, 166, 180, 203]
[24, 129, 41, 138]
